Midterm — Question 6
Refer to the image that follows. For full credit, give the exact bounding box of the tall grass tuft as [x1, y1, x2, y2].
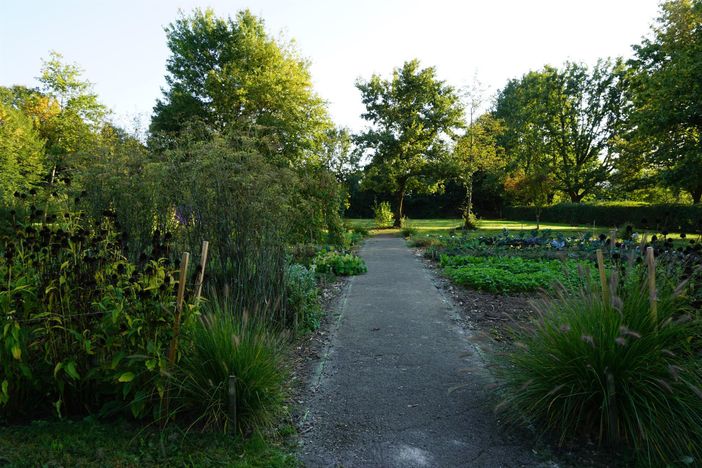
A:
[494, 260, 702, 466]
[174, 295, 287, 433]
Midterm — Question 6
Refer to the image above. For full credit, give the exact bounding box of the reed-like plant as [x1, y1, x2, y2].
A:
[494, 260, 702, 466]
[173, 295, 287, 433]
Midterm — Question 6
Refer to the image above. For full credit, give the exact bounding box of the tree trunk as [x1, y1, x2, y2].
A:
[692, 187, 702, 205]
[393, 188, 405, 227]
[570, 192, 584, 203]
[462, 177, 474, 230]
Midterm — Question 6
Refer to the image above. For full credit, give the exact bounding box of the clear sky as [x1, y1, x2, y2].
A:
[0, 0, 661, 132]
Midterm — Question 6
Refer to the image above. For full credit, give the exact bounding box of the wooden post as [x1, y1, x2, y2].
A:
[646, 246, 657, 327]
[596, 249, 609, 306]
[228, 375, 237, 433]
[168, 251, 190, 365]
[609, 228, 617, 254]
[195, 241, 209, 300]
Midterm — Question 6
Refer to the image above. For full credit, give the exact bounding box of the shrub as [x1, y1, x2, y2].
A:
[352, 225, 369, 237]
[373, 201, 394, 228]
[314, 251, 367, 276]
[285, 264, 322, 332]
[494, 262, 702, 466]
[174, 297, 287, 433]
[504, 202, 702, 233]
[440, 255, 587, 293]
[0, 210, 183, 420]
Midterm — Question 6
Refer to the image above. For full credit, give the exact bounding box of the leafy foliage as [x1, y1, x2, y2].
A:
[151, 8, 330, 165]
[0, 207, 184, 420]
[286, 264, 322, 332]
[314, 251, 367, 276]
[440, 255, 587, 293]
[626, 0, 702, 203]
[372, 200, 394, 228]
[356, 59, 464, 226]
[0, 101, 45, 202]
[494, 60, 626, 203]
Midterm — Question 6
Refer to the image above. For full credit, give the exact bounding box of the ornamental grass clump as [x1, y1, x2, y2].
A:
[174, 295, 287, 433]
[494, 260, 702, 466]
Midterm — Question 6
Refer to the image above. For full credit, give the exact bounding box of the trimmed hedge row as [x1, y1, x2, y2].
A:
[504, 203, 702, 233]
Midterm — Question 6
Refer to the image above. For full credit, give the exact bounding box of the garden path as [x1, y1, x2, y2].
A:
[298, 235, 542, 467]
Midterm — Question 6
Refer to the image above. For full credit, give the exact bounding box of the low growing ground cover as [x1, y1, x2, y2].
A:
[439, 255, 588, 293]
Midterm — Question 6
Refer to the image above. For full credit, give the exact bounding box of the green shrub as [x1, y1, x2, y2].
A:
[285, 264, 322, 332]
[0, 211, 184, 420]
[314, 251, 367, 276]
[504, 202, 702, 233]
[440, 255, 587, 293]
[174, 296, 287, 433]
[494, 263, 702, 466]
[352, 225, 369, 237]
[373, 201, 394, 228]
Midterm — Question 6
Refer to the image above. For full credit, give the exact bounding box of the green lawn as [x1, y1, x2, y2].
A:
[346, 218, 697, 239]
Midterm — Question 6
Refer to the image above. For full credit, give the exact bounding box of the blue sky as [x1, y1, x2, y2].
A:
[0, 0, 661, 132]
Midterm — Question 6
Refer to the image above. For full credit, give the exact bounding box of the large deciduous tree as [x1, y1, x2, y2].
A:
[355, 59, 464, 226]
[626, 0, 702, 203]
[495, 61, 625, 203]
[150, 8, 330, 165]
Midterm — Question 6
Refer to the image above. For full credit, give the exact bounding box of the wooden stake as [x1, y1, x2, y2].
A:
[646, 246, 657, 327]
[228, 375, 237, 433]
[168, 251, 190, 365]
[609, 228, 617, 254]
[195, 241, 209, 300]
[596, 249, 609, 305]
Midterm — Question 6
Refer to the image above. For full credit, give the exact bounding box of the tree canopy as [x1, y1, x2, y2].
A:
[494, 60, 625, 203]
[626, 0, 702, 203]
[150, 8, 331, 165]
[355, 59, 464, 226]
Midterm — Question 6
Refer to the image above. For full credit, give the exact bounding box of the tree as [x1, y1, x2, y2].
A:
[355, 59, 464, 226]
[37, 52, 107, 160]
[449, 77, 503, 229]
[1, 53, 108, 188]
[151, 8, 330, 165]
[0, 101, 45, 201]
[495, 61, 626, 202]
[626, 0, 702, 203]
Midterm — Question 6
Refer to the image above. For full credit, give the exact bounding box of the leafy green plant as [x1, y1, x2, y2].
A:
[494, 261, 702, 466]
[0, 208, 185, 420]
[440, 255, 587, 293]
[314, 251, 367, 276]
[174, 296, 287, 433]
[352, 225, 369, 237]
[373, 201, 394, 229]
[285, 264, 322, 332]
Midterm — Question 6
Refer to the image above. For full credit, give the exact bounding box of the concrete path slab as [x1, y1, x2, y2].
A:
[299, 235, 541, 467]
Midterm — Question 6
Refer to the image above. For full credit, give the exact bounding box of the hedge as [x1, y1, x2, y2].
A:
[504, 203, 702, 233]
